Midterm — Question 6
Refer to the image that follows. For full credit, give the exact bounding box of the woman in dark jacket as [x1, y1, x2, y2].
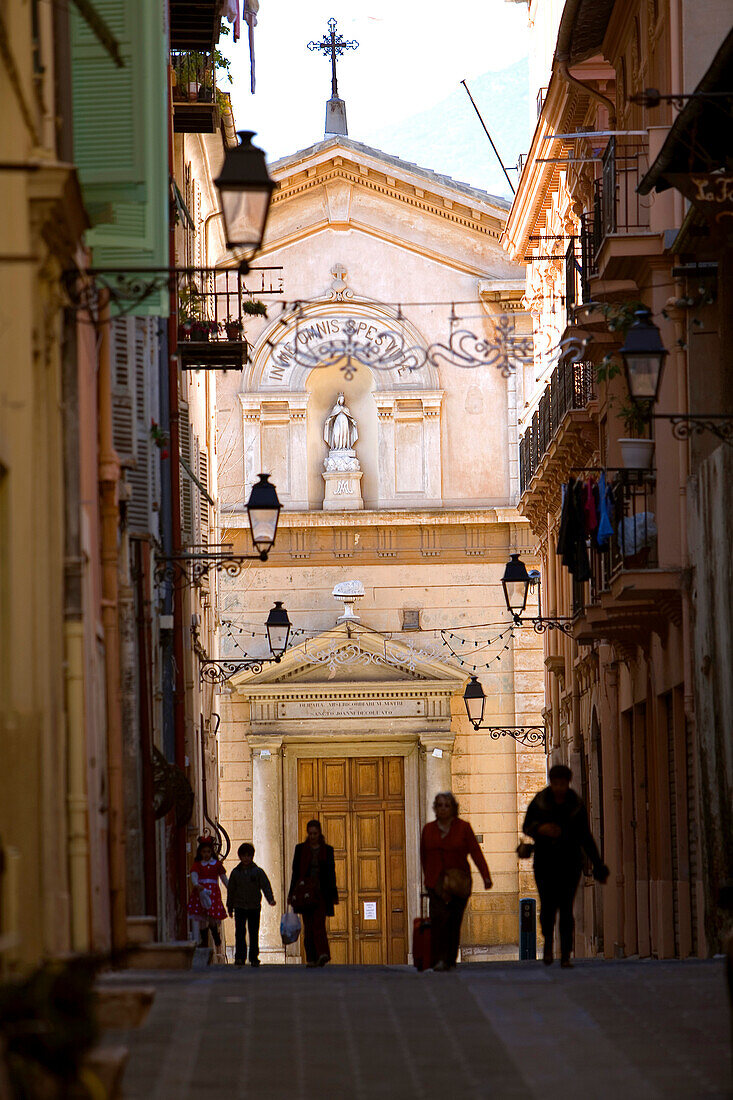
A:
[288, 819, 339, 967]
[522, 764, 609, 967]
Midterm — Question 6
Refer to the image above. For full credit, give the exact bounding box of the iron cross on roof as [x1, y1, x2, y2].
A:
[308, 17, 359, 100]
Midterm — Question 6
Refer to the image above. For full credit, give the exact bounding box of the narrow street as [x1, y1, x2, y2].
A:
[102, 960, 730, 1099]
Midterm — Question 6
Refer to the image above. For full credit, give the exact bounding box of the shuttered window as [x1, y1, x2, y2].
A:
[198, 447, 210, 544]
[126, 319, 154, 535]
[111, 317, 134, 464]
[179, 405, 194, 545]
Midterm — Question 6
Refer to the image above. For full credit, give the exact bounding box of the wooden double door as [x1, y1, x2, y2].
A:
[296, 756, 408, 965]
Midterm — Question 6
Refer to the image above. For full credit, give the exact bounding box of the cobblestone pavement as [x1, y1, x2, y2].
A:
[102, 959, 731, 1099]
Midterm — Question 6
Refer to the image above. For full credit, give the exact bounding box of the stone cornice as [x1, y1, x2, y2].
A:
[221, 507, 527, 530]
[270, 161, 505, 242]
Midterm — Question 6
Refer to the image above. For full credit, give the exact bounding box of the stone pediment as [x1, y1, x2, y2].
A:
[229, 624, 465, 694]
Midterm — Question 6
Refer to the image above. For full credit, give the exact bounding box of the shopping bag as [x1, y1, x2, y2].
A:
[280, 908, 302, 945]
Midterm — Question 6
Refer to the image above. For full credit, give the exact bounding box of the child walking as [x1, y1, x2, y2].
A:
[226, 842, 276, 967]
[187, 835, 229, 950]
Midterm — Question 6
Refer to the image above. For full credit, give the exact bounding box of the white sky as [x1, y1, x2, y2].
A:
[220, 1, 530, 164]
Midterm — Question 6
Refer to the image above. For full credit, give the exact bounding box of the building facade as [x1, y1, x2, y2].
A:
[214, 135, 547, 962]
[504, 0, 732, 957]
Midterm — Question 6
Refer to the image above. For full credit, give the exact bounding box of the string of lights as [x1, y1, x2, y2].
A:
[439, 626, 515, 672]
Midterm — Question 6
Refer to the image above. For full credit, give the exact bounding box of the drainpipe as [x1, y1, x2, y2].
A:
[98, 294, 128, 951]
[61, 309, 90, 952]
[168, 60, 188, 938]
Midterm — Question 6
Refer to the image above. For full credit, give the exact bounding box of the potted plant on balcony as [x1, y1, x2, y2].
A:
[191, 319, 219, 342]
[224, 318, 244, 341]
[616, 399, 655, 469]
[241, 299, 268, 318]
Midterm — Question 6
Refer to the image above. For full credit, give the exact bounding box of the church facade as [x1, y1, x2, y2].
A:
[214, 134, 546, 962]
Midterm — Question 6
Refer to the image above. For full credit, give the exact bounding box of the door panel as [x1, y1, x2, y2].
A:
[296, 755, 407, 964]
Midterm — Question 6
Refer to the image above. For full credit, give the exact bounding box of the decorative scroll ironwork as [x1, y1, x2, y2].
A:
[486, 726, 547, 749]
[199, 657, 268, 685]
[154, 546, 264, 587]
[270, 308, 592, 379]
[528, 617, 575, 637]
[653, 414, 733, 446]
[302, 637, 442, 675]
[64, 265, 284, 321]
[152, 746, 195, 825]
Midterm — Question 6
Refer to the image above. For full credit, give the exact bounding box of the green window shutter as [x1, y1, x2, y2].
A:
[179, 404, 193, 545]
[127, 319, 153, 535]
[198, 447, 210, 543]
[111, 317, 135, 464]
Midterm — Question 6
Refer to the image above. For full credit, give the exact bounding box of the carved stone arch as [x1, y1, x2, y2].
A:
[238, 298, 444, 510]
[241, 297, 441, 395]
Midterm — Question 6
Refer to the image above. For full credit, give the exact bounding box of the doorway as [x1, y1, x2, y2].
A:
[296, 756, 407, 964]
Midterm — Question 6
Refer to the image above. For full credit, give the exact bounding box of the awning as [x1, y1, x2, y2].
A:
[638, 27, 733, 196]
[553, 0, 617, 66]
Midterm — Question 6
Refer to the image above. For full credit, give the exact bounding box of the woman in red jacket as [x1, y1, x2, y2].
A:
[420, 792, 492, 970]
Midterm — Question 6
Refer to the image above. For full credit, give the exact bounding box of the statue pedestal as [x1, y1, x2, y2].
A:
[323, 469, 364, 511]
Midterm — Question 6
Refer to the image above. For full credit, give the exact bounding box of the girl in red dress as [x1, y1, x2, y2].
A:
[187, 836, 229, 949]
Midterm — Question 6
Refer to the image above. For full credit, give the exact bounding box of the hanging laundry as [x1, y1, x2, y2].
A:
[583, 478, 598, 538]
[596, 471, 614, 548]
[244, 0, 259, 93]
[223, 0, 240, 41]
[556, 477, 591, 582]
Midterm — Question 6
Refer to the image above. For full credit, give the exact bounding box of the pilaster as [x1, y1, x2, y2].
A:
[249, 734, 285, 963]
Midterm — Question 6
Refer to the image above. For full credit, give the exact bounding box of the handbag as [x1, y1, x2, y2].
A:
[280, 907, 302, 945]
[516, 840, 535, 859]
[439, 868, 472, 900]
[292, 877, 320, 912]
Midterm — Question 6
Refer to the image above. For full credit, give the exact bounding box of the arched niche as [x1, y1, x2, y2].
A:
[238, 298, 444, 511]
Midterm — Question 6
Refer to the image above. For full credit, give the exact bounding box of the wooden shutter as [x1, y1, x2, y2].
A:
[198, 447, 210, 545]
[127, 319, 153, 535]
[179, 404, 193, 545]
[111, 317, 135, 465]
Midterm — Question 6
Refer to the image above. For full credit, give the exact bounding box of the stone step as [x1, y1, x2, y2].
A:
[82, 1045, 128, 1099]
[126, 915, 158, 945]
[94, 984, 156, 1029]
[120, 941, 196, 970]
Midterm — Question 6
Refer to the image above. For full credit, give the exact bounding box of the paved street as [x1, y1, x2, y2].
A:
[102, 959, 731, 1099]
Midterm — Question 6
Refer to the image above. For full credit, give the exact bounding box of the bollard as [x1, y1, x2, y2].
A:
[519, 896, 537, 960]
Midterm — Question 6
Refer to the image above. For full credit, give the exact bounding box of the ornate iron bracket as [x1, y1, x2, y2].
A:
[198, 657, 275, 685]
[653, 414, 733, 446]
[154, 546, 266, 587]
[485, 726, 547, 749]
[513, 615, 575, 636]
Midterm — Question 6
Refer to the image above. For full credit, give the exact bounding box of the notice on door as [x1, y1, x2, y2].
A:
[363, 901, 377, 921]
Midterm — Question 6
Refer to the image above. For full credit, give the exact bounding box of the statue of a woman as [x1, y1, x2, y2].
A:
[323, 393, 358, 451]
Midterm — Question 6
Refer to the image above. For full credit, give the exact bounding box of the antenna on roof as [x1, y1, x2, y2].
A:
[460, 79, 516, 196]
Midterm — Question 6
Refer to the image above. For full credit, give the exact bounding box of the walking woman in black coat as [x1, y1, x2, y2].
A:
[288, 819, 339, 967]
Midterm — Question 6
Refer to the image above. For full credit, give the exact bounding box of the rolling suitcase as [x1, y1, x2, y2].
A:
[412, 893, 432, 971]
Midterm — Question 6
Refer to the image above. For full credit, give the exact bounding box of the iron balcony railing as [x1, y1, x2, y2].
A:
[171, 50, 218, 133]
[591, 138, 651, 261]
[536, 86, 548, 119]
[518, 358, 596, 493]
[177, 268, 265, 370]
[565, 236, 593, 323]
[586, 472, 658, 604]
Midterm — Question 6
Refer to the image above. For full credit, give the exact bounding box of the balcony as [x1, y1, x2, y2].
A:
[590, 138, 659, 280]
[519, 357, 596, 494]
[177, 268, 262, 371]
[172, 51, 218, 134]
[170, 0, 220, 51]
[574, 471, 682, 647]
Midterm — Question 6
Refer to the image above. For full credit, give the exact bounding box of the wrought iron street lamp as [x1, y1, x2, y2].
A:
[462, 676, 546, 748]
[501, 553, 531, 619]
[615, 309, 733, 445]
[265, 601, 291, 661]
[246, 473, 282, 560]
[618, 307, 668, 407]
[463, 676, 486, 729]
[214, 131, 275, 263]
[196, 600, 292, 683]
[502, 555, 574, 635]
